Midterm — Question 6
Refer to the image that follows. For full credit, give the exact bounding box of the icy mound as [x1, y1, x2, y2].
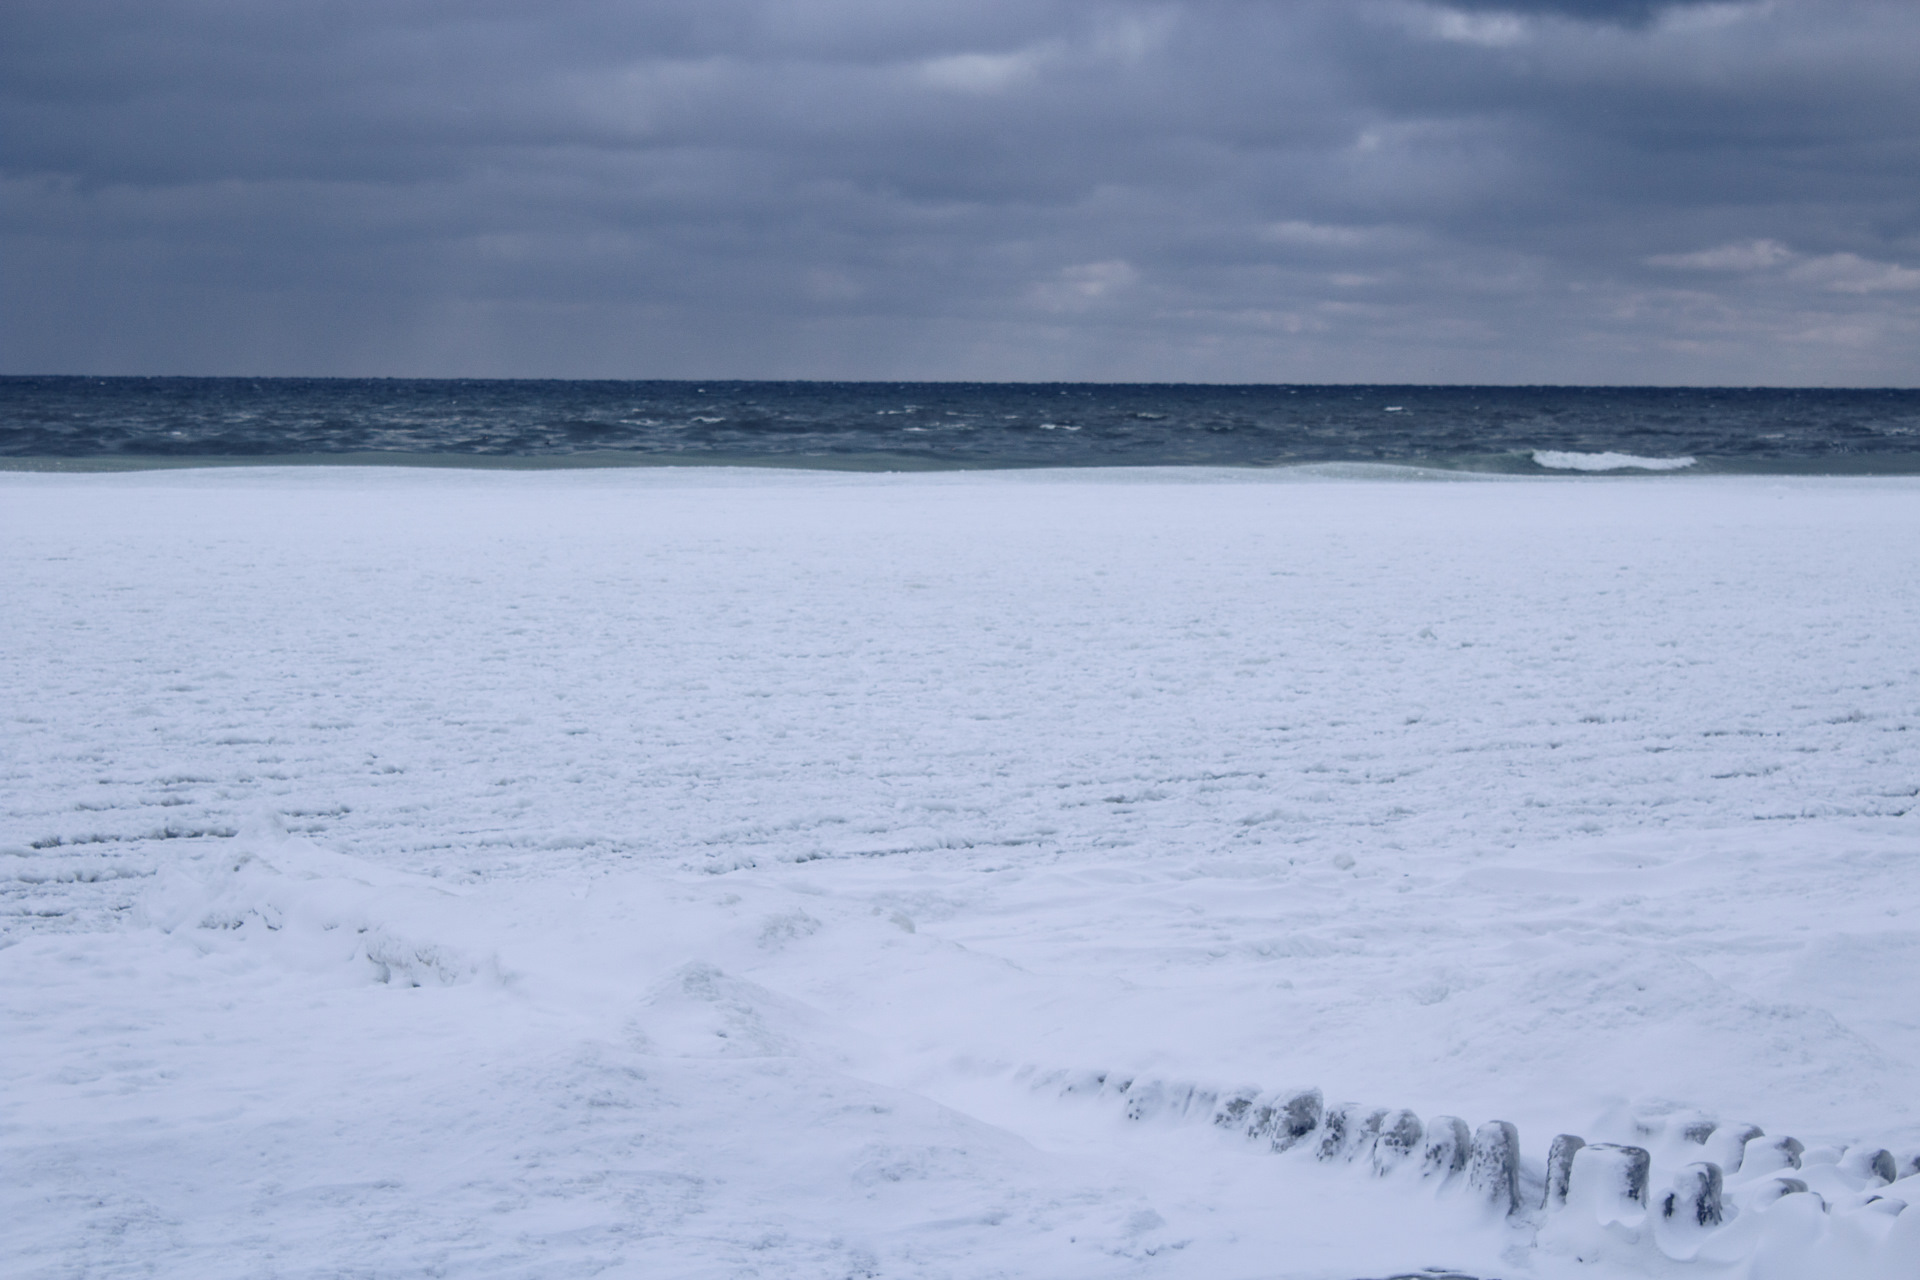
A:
[135, 811, 490, 986]
[632, 959, 830, 1057]
[1532, 450, 1698, 471]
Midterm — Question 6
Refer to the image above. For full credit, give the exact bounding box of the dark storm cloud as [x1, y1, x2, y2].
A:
[3, 0, 1917, 381]
[1436, 0, 1704, 24]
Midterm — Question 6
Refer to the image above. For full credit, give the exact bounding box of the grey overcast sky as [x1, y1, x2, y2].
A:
[3, 0, 1917, 383]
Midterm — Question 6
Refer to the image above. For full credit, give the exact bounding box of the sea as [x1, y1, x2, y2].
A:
[4, 377, 1918, 473]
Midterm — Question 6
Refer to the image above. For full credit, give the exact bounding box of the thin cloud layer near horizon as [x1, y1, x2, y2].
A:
[3, 0, 1917, 384]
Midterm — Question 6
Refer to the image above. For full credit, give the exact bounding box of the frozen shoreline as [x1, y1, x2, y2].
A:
[4, 467, 1918, 1277]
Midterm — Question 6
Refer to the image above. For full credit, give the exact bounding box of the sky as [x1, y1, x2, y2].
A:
[3, 0, 1917, 384]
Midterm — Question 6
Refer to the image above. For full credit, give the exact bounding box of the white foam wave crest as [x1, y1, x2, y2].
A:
[1533, 450, 1698, 472]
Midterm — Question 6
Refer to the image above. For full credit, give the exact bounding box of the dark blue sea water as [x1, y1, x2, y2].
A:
[4, 377, 1918, 473]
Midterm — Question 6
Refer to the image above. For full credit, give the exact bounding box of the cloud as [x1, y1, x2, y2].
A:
[916, 48, 1049, 94]
[2, 0, 1917, 382]
[1029, 260, 1140, 312]
[1789, 253, 1920, 294]
[1261, 221, 1403, 249]
[1647, 239, 1795, 271]
[1648, 240, 1920, 293]
[1427, 0, 1738, 25]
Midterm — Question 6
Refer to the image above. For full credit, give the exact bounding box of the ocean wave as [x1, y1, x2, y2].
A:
[7, 380, 1920, 474]
[1532, 450, 1697, 472]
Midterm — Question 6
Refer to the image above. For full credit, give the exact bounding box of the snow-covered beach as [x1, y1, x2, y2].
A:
[4, 465, 1918, 1278]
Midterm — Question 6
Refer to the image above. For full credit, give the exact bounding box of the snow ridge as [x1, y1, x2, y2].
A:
[134, 811, 495, 988]
[1024, 1067, 1920, 1276]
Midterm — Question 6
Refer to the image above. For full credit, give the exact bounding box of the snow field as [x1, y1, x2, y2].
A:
[3, 465, 1919, 1278]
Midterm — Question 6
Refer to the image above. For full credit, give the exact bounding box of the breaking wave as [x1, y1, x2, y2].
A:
[1532, 450, 1698, 472]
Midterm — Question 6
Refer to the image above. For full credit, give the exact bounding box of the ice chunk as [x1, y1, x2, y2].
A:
[1371, 1109, 1423, 1175]
[1703, 1122, 1765, 1173]
[1662, 1162, 1724, 1228]
[1422, 1115, 1470, 1180]
[1567, 1143, 1650, 1227]
[1680, 1118, 1718, 1145]
[1125, 1079, 1194, 1122]
[1211, 1086, 1260, 1130]
[1317, 1102, 1385, 1162]
[1056, 1069, 1109, 1097]
[1741, 1133, 1805, 1176]
[1653, 1162, 1725, 1262]
[1467, 1120, 1521, 1215]
[1748, 1176, 1809, 1208]
[1542, 1133, 1586, 1210]
[1244, 1086, 1321, 1152]
[1839, 1146, 1898, 1186]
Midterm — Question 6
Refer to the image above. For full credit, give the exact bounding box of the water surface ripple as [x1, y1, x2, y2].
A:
[4, 378, 1917, 473]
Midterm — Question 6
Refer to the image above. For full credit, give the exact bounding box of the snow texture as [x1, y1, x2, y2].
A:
[4, 465, 1919, 1279]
